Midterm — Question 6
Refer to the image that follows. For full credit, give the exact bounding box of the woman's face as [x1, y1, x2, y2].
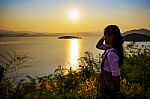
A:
[104, 34, 114, 45]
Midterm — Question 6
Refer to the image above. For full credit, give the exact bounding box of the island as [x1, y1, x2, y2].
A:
[58, 36, 81, 39]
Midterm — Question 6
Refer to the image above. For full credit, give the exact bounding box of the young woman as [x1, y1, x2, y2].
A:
[96, 25, 124, 98]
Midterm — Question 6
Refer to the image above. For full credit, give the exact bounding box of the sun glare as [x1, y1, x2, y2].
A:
[70, 39, 79, 70]
[68, 9, 80, 21]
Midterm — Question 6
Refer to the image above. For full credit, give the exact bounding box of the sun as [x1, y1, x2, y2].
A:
[68, 9, 80, 21]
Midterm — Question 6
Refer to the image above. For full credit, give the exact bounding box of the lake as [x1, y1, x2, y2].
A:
[0, 37, 103, 80]
[0, 37, 149, 81]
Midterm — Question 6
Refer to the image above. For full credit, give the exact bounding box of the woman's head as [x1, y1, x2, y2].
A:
[104, 25, 124, 66]
[104, 25, 123, 46]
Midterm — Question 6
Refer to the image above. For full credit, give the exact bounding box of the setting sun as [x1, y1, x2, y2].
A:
[68, 9, 80, 21]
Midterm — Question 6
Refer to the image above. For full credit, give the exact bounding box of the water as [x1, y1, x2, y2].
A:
[0, 37, 102, 79]
[0, 37, 149, 81]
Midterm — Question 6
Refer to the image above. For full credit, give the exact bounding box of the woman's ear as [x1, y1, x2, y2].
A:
[110, 34, 114, 38]
[110, 35, 114, 40]
[109, 35, 115, 44]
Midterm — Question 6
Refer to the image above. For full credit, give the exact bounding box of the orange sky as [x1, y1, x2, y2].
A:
[0, 0, 150, 33]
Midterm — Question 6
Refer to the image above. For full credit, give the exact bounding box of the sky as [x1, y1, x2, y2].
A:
[0, 0, 150, 33]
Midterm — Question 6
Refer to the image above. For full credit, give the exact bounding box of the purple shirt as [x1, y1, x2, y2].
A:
[98, 44, 120, 76]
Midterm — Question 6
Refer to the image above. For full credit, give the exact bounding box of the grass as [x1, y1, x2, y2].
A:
[0, 42, 150, 99]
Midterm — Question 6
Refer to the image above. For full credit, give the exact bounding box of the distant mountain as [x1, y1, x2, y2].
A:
[122, 29, 150, 41]
[0, 30, 45, 37]
[0, 30, 99, 37]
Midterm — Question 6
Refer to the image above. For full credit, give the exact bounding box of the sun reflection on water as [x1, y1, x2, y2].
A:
[70, 39, 79, 70]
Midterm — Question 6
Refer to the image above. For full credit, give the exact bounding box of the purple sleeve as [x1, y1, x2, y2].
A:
[97, 44, 109, 50]
[107, 51, 120, 76]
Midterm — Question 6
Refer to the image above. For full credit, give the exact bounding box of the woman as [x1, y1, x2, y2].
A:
[96, 25, 124, 98]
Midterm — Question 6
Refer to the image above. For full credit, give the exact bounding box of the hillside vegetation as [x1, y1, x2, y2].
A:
[0, 42, 150, 99]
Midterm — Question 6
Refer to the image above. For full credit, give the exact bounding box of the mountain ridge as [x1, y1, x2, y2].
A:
[0, 30, 100, 37]
[122, 28, 150, 41]
[122, 28, 150, 36]
[0, 29, 150, 41]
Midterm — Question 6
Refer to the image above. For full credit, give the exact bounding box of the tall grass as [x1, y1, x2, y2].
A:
[0, 43, 150, 99]
[0, 49, 31, 83]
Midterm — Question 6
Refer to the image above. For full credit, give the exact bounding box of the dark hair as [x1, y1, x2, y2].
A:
[104, 25, 124, 66]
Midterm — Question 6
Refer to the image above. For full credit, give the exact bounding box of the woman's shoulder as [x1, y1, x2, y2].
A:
[106, 48, 118, 58]
[107, 48, 117, 53]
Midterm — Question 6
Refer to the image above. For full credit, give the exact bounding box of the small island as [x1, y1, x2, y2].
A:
[58, 36, 81, 39]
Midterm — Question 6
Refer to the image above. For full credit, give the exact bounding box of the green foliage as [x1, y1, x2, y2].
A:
[1, 43, 150, 98]
[0, 49, 31, 83]
[78, 51, 100, 81]
[121, 42, 150, 98]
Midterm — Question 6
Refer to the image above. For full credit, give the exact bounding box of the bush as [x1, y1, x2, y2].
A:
[1, 43, 150, 99]
[121, 42, 150, 98]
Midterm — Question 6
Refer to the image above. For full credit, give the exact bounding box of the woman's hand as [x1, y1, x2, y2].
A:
[96, 36, 105, 49]
[102, 36, 105, 40]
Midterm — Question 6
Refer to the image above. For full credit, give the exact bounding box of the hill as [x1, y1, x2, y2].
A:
[0, 30, 99, 37]
[122, 28, 150, 41]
